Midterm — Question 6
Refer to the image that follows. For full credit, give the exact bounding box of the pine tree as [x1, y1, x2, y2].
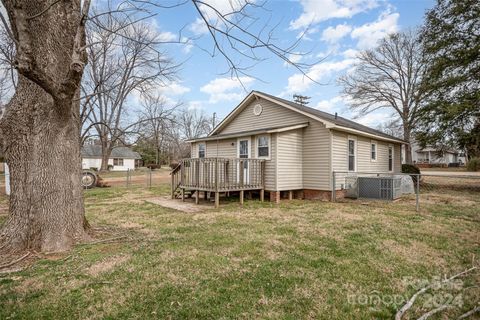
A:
[417, 0, 480, 158]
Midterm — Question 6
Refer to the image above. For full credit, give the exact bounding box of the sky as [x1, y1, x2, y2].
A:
[146, 0, 436, 128]
[1, 0, 435, 127]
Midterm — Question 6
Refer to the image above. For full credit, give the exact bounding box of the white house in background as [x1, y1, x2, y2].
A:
[82, 145, 142, 171]
[410, 141, 465, 165]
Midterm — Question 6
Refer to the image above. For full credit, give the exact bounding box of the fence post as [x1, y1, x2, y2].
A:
[416, 173, 420, 212]
[126, 169, 129, 188]
[331, 171, 336, 202]
[149, 168, 152, 188]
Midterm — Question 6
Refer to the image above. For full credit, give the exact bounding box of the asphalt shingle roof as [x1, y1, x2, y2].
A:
[81, 145, 141, 159]
[253, 91, 406, 143]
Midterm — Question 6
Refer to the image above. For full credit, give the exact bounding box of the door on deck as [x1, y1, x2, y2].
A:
[238, 138, 250, 184]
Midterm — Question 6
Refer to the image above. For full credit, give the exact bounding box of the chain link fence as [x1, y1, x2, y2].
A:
[332, 171, 480, 211]
[0, 172, 6, 196]
[82, 168, 171, 189]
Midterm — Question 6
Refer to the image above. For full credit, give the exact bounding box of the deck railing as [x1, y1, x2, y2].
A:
[171, 158, 265, 197]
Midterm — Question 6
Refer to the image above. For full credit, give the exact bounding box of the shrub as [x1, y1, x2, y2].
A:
[146, 163, 161, 170]
[466, 158, 480, 171]
[89, 167, 98, 172]
[402, 163, 421, 186]
[107, 164, 113, 171]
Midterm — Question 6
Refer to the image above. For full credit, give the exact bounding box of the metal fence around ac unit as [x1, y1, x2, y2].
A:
[332, 171, 480, 211]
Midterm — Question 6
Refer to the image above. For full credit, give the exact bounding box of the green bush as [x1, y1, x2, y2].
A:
[402, 164, 421, 186]
[466, 158, 480, 171]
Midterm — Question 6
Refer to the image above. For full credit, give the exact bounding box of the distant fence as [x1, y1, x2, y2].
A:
[84, 168, 169, 189]
[332, 171, 480, 211]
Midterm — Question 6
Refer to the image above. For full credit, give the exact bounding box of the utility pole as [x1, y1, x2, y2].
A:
[293, 94, 311, 106]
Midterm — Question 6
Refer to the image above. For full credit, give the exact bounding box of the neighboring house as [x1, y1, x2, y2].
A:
[183, 91, 404, 201]
[82, 145, 142, 171]
[410, 141, 464, 166]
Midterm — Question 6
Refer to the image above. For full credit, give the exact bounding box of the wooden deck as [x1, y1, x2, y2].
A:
[171, 158, 265, 207]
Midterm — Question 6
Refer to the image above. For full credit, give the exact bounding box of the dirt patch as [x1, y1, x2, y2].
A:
[87, 254, 130, 276]
[146, 196, 212, 213]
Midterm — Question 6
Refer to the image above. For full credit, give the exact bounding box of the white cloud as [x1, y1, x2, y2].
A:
[200, 77, 254, 103]
[158, 31, 177, 42]
[342, 48, 359, 58]
[285, 58, 355, 93]
[321, 23, 352, 43]
[314, 96, 345, 112]
[190, 0, 255, 34]
[187, 100, 205, 110]
[290, 0, 378, 30]
[351, 10, 399, 49]
[160, 82, 191, 96]
[188, 17, 209, 36]
[356, 111, 391, 126]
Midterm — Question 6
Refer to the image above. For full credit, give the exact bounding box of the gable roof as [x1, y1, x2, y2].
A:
[82, 145, 142, 159]
[210, 91, 406, 144]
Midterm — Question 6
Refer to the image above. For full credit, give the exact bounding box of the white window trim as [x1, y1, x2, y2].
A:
[255, 134, 271, 160]
[388, 144, 394, 172]
[198, 142, 206, 158]
[348, 136, 357, 172]
[237, 137, 251, 158]
[371, 140, 377, 162]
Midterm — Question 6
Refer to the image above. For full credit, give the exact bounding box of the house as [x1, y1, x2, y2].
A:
[82, 145, 142, 171]
[411, 141, 464, 166]
[172, 91, 404, 205]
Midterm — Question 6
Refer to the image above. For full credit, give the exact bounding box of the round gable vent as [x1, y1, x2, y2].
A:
[253, 104, 263, 116]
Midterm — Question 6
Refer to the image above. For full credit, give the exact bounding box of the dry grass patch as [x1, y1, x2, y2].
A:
[87, 254, 130, 277]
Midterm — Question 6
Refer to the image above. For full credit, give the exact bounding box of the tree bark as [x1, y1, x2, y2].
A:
[0, 78, 88, 252]
[403, 124, 413, 164]
[0, 0, 90, 253]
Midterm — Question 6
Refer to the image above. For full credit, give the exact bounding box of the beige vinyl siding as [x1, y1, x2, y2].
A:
[331, 130, 403, 189]
[277, 129, 303, 190]
[221, 98, 309, 134]
[394, 144, 401, 173]
[205, 139, 236, 158]
[302, 121, 331, 190]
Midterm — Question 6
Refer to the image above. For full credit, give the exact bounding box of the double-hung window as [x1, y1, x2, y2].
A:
[371, 142, 377, 161]
[388, 146, 394, 171]
[348, 138, 356, 171]
[113, 158, 124, 166]
[257, 135, 269, 158]
[198, 143, 206, 158]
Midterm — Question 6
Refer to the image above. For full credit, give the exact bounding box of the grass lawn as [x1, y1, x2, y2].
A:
[0, 185, 479, 319]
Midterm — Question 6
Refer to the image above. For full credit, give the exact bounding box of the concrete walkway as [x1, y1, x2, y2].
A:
[146, 196, 213, 213]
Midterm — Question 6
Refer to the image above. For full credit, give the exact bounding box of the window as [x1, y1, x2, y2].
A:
[371, 142, 377, 161]
[348, 139, 356, 171]
[198, 143, 206, 158]
[257, 135, 269, 158]
[113, 158, 124, 166]
[388, 146, 394, 171]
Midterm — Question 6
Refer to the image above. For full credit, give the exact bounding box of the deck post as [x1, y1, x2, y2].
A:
[181, 188, 185, 202]
[288, 190, 293, 200]
[215, 158, 219, 208]
[260, 189, 264, 202]
[215, 191, 219, 208]
[195, 190, 199, 204]
[171, 169, 175, 199]
[240, 190, 244, 205]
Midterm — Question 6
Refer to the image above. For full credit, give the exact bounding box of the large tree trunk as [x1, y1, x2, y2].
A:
[0, 78, 89, 252]
[0, 1, 90, 253]
[403, 124, 413, 164]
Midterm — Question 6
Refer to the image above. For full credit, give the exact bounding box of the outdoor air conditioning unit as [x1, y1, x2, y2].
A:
[357, 176, 402, 200]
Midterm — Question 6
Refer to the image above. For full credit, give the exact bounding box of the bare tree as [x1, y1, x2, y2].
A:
[179, 107, 212, 140]
[339, 31, 426, 164]
[0, 21, 15, 104]
[0, 0, 316, 254]
[81, 10, 178, 171]
[137, 94, 179, 165]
